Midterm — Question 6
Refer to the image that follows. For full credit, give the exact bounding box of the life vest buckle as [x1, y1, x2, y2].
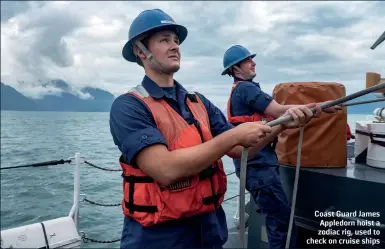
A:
[165, 179, 192, 191]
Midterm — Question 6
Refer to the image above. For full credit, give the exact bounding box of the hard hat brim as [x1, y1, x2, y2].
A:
[122, 24, 188, 62]
[221, 53, 256, 75]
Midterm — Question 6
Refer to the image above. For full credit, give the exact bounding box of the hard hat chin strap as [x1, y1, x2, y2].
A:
[233, 65, 254, 81]
[134, 40, 168, 74]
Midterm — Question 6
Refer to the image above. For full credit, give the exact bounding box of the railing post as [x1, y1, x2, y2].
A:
[74, 152, 81, 230]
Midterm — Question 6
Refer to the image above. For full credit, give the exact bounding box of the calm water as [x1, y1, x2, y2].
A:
[0, 111, 367, 247]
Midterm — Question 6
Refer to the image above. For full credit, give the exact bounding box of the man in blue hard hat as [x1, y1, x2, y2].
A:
[110, 9, 319, 249]
[221, 45, 341, 248]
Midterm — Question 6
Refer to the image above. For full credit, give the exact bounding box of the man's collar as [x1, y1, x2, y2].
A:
[233, 77, 259, 85]
[141, 75, 188, 99]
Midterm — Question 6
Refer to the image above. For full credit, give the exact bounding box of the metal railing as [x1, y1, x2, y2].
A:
[1, 152, 244, 244]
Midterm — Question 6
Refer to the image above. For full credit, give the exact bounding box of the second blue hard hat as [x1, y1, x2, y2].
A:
[122, 9, 188, 62]
[221, 45, 256, 75]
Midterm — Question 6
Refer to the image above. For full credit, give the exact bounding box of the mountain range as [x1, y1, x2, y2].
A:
[1, 80, 384, 113]
[1, 80, 115, 112]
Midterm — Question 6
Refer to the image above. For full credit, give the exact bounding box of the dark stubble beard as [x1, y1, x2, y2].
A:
[154, 63, 180, 75]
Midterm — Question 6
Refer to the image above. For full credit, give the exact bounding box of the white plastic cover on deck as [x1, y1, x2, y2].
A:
[1, 217, 81, 248]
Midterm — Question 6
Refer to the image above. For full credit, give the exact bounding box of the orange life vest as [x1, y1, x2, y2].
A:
[119, 84, 227, 227]
[227, 81, 275, 124]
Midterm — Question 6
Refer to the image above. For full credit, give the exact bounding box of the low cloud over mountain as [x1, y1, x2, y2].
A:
[1, 80, 115, 112]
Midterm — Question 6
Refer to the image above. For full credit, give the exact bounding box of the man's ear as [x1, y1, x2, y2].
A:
[134, 46, 147, 60]
[231, 66, 240, 76]
[228, 67, 233, 76]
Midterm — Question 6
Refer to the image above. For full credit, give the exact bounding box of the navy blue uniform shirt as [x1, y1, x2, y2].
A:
[229, 78, 279, 185]
[110, 75, 233, 248]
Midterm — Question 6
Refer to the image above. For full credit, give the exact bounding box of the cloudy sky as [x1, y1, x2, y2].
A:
[1, 1, 384, 109]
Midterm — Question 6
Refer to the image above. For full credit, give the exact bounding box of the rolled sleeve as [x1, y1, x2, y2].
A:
[237, 81, 273, 113]
[121, 127, 167, 165]
[196, 92, 234, 137]
[109, 94, 167, 165]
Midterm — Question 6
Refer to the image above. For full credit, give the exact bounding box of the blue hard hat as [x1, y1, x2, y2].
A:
[122, 9, 188, 62]
[221, 45, 256, 75]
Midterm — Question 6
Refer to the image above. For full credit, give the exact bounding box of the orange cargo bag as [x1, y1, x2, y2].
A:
[272, 82, 347, 168]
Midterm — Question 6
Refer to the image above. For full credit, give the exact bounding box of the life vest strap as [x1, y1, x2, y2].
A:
[199, 164, 221, 208]
[119, 154, 139, 169]
[122, 174, 158, 214]
[202, 191, 222, 205]
[122, 174, 154, 183]
[185, 99, 223, 208]
[124, 201, 158, 213]
[199, 164, 218, 180]
[187, 93, 198, 103]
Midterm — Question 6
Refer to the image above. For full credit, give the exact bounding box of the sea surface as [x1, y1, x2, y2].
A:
[0, 111, 368, 247]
